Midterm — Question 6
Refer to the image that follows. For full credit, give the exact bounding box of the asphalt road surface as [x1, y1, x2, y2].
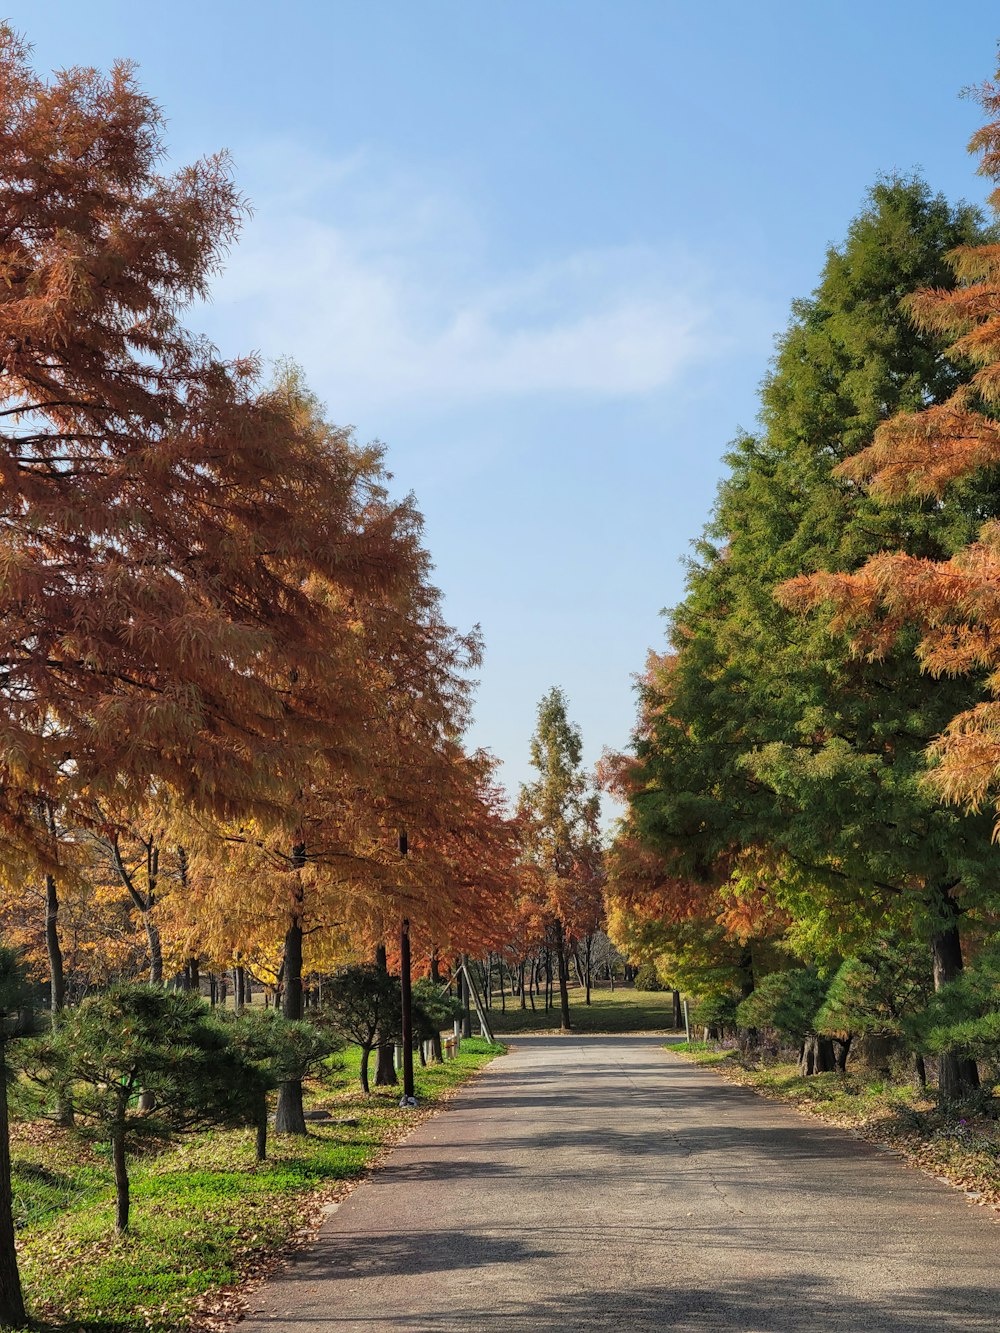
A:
[239, 1034, 1000, 1331]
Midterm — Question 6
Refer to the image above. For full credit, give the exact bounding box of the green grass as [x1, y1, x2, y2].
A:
[9, 1036, 504, 1333]
[668, 1040, 734, 1067]
[487, 984, 681, 1035]
[668, 1041, 928, 1118]
[667, 1041, 934, 1117]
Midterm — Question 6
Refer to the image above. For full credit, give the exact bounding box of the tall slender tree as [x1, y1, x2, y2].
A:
[519, 688, 600, 1033]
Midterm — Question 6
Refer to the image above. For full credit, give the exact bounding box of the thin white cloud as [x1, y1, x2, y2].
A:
[197, 143, 743, 411]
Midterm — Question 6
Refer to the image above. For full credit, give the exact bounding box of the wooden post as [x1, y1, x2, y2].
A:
[457, 960, 495, 1044]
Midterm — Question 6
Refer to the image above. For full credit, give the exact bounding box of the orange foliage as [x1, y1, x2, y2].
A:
[0, 31, 432, 870]
[779, 66, 1000, 819]
[0, 31, 527, 991]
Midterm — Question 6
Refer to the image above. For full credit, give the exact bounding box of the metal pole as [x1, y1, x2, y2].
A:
[400, 916, 415, 1103]
[397, 829, 416, 1106]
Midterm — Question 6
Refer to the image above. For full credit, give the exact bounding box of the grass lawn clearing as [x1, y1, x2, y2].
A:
[487, 984, 681, 1035]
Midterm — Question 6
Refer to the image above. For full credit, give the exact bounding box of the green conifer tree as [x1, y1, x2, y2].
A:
[617, 179, 997, 1092]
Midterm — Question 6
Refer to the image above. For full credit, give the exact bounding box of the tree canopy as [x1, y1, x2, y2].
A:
[608, 171, 1000, 1096]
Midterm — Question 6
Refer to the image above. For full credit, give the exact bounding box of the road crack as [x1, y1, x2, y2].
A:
[616, 1059, 746, 1217]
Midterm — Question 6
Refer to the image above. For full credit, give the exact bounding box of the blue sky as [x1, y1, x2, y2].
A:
[14, 3, 1000, 805]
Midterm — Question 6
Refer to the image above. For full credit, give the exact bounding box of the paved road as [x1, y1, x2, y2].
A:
[240, 1035, 1000, 1331]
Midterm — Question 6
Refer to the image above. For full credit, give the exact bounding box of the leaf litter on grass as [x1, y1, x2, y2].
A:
[12, 1038, 505, 1332]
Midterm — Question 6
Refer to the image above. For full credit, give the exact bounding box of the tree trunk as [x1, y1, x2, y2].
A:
[374, 945, 397, 1086]
[914, 1052, 927, 1089]
[0, 1038, 26, 1328]
[45, 870, 75, 1124]
[112, 1125, 130, 1233]
[44, 872, 65, 1017]
[374, 1043, 396, 1084]
[255, 1089, 268, 1162]
[739, 944, 754, 1000]
[138, 975, 159, 1119]
[519, 961, 526, 1010]
[572, 950, 585, 990]
[275, 854, 307, 1134]
[930, 890, 980, 1099]
[144, 911, 163, 986]
[834, 1036, 851, 1073]
[460, 955, 472, 1038]
[274, 1085, 306, 1132]
[554, 923, 571, 1032]
[798, 1035, 836, 1076]
[672, 990, 683, 1029]
[143, 842, 162, 985]
[359, 1042, 372, 1094]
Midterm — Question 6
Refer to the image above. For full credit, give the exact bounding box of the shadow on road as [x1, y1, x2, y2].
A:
[259, 1248, 997, 1330]
[244, 1035, 1000, 1331]
[278, 1227, 554, 1284]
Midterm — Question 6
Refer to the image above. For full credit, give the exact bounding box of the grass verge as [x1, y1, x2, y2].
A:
[11, 1037, 505, 1333]
[488, 984, 680, 1035]
[668, 1040, 1000, 1213]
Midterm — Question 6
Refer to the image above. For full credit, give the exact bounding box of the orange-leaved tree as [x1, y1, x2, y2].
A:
[0, 28, 430, 852]
[0, 31, 433, 1316]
